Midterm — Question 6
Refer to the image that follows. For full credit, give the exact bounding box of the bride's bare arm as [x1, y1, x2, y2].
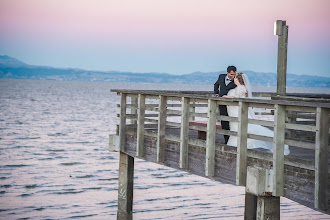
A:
[223, 95, 235, 98]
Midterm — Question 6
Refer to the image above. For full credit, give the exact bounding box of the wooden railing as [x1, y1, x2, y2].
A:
[112, 89, 330, 213]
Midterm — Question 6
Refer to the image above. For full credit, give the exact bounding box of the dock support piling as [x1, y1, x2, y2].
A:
[117, 152, 134, 220]
[246, 166, 280, 220]
[257, 196, 280, 220]
[244, 192, 258, 220]
[315, 107, 329, 211]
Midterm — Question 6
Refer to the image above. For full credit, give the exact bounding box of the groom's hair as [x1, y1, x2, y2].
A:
[227, 66, 237, 73]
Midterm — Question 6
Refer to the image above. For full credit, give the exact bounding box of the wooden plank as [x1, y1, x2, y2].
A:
[167, 96, 182, 101]
[146, 95, 159, 99]
[117, 152, 134, 220]
[130, 96, 138, 124]
[286, 105, 316, 113]
[216, 100, 239, 106]
[284, 139, 315, 150]
[166, 121, 181, 127]
[248, 103, 274, 109]
[121, 113, 158, 119]
[191, 98, 208, 103]
[248, 119, 274, 127]
[180, 97, 190, 169]
[217, 115, 239, 122]
[191, 112, 207, 118]
[119, 93, 127, 151]
[111, 89, 330, 108]
[236, 102, 249, 186]
[157, 95, 167, 163]
[247, 134, 273, 143]
[189, 101, 196, 121]
[273, 104, 286, 196]
[285, 123, 316, 132]
[314, 107, 329, 211]
[205, 99, 217, 177]
[136, 94, 146, 157]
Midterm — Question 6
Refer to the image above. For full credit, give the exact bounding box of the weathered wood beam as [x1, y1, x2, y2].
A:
[117, 152, 134, 220]
[273, 104, 286, 196]
[130, 96, 138, 124]
[157, 95, 167, 163]
[314, 107, 329, 211]
[180, 97, 190, 169]
[119, 93, 127, 151]
[236, 101, 248, 186]
[205, 99, 217, 177]
[136, 94, 146, 157]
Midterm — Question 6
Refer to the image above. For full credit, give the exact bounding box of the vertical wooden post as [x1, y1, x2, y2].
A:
[130, 96, 138, 124]
[117, 152, 134, 220]
[157, 95, 167, 163]
[286, 111, 297, 139]
[119, 93, 127, 151]
[136, 94, 146, 157]
[256, 196, 280, 220]
[236, 101, 248, 186]
[180, 97, 190, 169]
[245, 192, 258, 220]
[205, 99, 217, 177]
[315, 107, 329, 211]
[189, 101, 195, 121]
[275, 20, 289, 96]
[273, 104, 286, 196]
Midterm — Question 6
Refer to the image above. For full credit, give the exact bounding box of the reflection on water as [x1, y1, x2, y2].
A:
[0, 79, 329, 219]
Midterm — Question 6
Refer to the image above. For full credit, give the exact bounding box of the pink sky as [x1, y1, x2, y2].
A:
[0, 0, 329, 75]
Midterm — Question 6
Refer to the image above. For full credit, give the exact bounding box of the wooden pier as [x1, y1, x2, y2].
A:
[109, 89, 330, 219]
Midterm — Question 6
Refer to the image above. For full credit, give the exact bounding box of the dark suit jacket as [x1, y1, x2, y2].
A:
[214, 74, 237, 97]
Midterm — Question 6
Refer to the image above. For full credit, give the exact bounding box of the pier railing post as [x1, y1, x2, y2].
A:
[119, 93, 127, 151]
[117, 152, 134, 220]
[157, 95, 167, 163]
[273, 104, 286, 196]
[315, 107, 329, 211]
[236, 101, 248, 186]
[180, 97, 190, 169]
[131, 96, 138, 124]
[206, 99, 217, 177]
[286, 110, 296, 139]
[189, 101, 195, 121]
[136, 94, 146, 157]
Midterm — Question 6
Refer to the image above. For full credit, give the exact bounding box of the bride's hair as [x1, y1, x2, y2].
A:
[236, 72, 245, 85]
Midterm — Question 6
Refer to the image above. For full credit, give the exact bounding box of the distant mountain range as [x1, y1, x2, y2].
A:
[0, 55, 329, 87]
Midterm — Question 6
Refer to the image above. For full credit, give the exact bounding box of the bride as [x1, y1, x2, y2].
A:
[222, 72, 290, 155]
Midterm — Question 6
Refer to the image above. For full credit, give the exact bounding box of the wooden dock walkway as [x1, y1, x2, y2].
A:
[109, 89, 330, 219]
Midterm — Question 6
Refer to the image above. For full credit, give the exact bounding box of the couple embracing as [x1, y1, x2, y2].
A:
[213, 66, 290, 155]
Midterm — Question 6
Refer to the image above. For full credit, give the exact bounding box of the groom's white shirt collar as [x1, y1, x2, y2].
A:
[225, 75, 231, 86]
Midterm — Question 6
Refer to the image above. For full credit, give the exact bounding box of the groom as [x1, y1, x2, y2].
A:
[213, 65, 237, 144]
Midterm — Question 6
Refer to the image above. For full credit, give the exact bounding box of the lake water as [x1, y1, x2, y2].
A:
[0, 79, 329, 219]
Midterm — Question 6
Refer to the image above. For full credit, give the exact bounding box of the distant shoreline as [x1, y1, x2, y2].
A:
[1, 78, 330, 94]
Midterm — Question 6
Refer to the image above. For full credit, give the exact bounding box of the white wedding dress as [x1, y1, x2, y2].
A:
[226, 85, 290, 155]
